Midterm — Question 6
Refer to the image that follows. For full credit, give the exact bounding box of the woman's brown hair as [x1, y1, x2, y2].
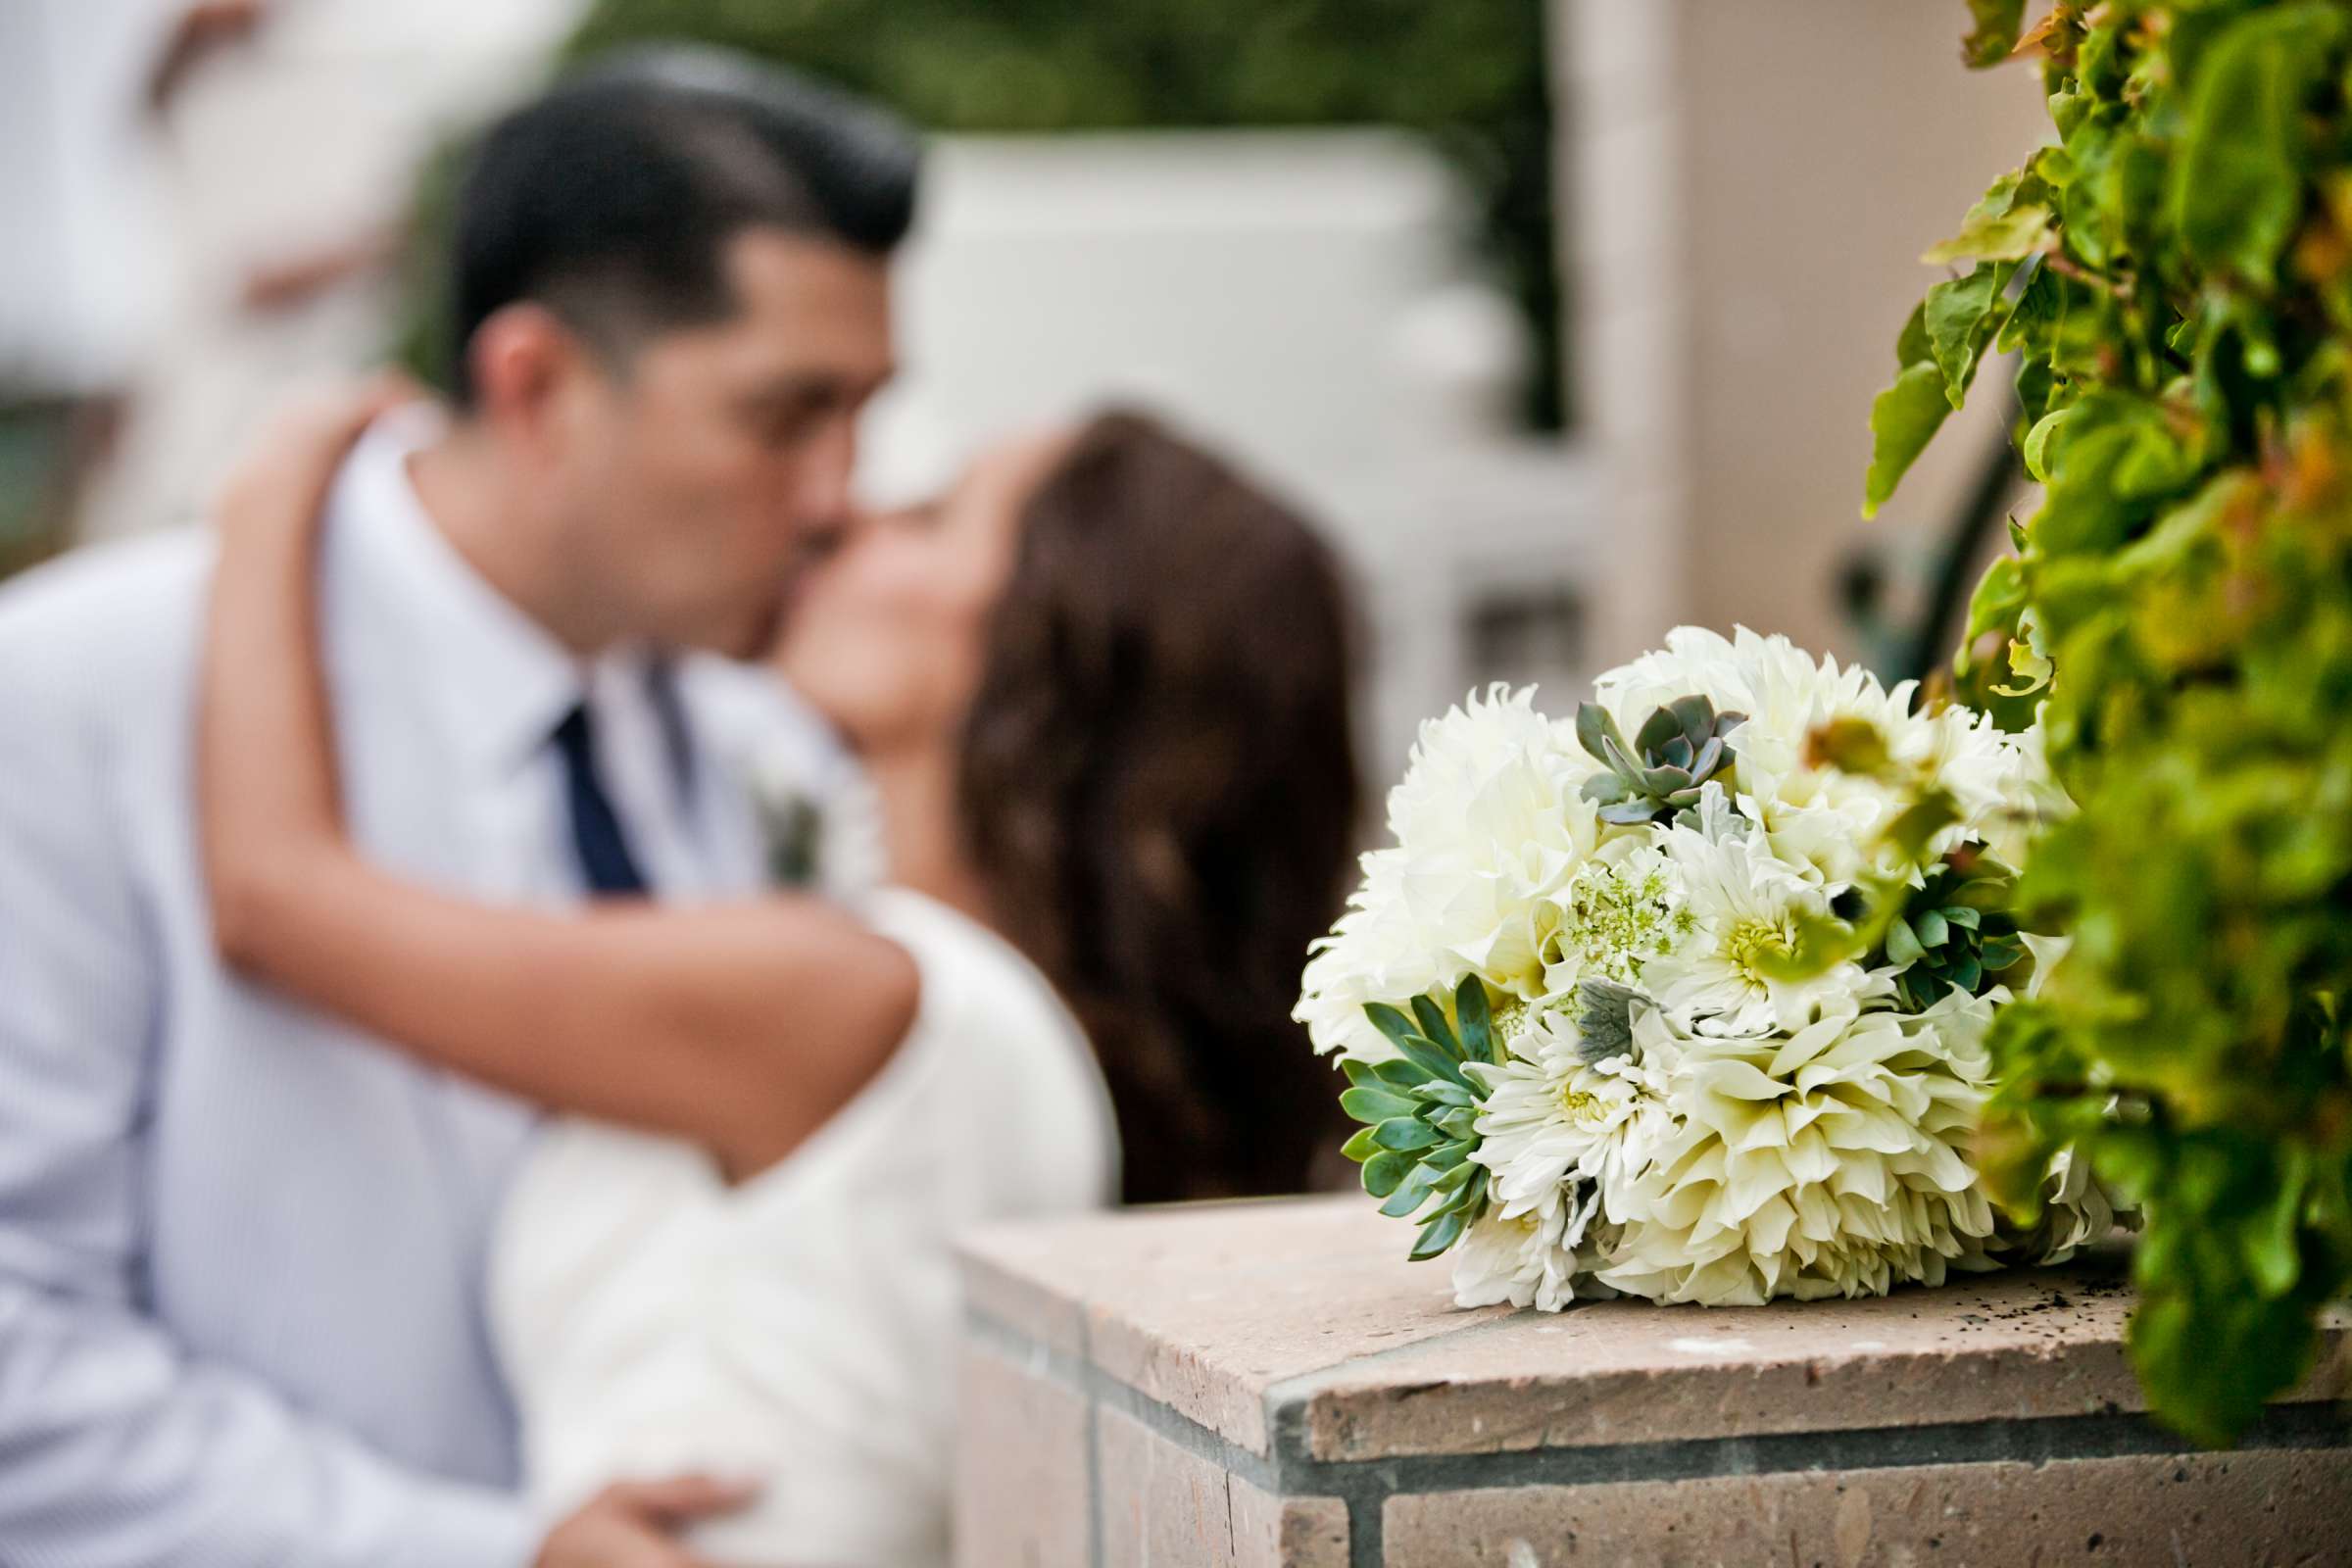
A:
[956, 410, 1360, 1203]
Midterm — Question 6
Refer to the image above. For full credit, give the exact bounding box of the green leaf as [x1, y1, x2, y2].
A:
[1962, 0, 2027, 69]
[2244, 1152, 2310, 1299]
[1958, 554, 2028, 672]
[1414, 1079, 1478, 1111]
[1978, 936, 2027, 972]
[2170, 4, 2348, 288]
[1994, 253, 2054, 355]
[1341, 1126, 1383, 1162]
[1454, 976, 1498, 1067]
[1410, 995, 1458, 1056]
[1583, 772, 1634, 807]
[1365, 1004, 1471, 1089]
[1393, 1033, 1472, 1092]
[1895, 300, 1934, 368]
[1883, 790, 1960, 863]
[1886, 916, 1927, 967]
[1428, 1163, 1491, 1221]
[1862, 362, 1954, 517]
[1922, 202, 2050, 266]
[1424, 1138, 1477, 1170]
[1915, 909, 1952, 949]
[1459, 1164, 1491, 1218]
[1372, 1117, 1443, 1152]
[1379, 1165, 1437, 1218]
[1363, 1003, 1421, 1053]
[1408, 1205, 1470, 1260]
[1340, 1085, 1419, 1125]
[1360, 1151, 1409, 1200]
[1428, 1159, 1477, 1195]
[1574, 702, 1632, 767]
[2021, 403, 2070, 483]
[1926, 266, 2007, 407]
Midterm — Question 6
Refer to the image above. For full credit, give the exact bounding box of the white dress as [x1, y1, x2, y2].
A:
[489, 890, 1119, 1567]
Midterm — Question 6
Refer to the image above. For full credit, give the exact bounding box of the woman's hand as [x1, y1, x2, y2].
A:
[211, 373, 417, 554]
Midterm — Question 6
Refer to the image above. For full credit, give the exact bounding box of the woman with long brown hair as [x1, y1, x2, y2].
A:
[198, 389, 1360, 1563]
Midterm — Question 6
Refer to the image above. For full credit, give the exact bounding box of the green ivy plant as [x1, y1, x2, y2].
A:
[1870, 0, 2352, 1446]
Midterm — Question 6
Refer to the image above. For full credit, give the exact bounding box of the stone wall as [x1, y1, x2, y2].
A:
[955, 1198, 2350, 1567]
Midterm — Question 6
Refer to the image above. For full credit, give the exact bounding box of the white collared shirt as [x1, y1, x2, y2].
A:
[0, 409, 798, 1566]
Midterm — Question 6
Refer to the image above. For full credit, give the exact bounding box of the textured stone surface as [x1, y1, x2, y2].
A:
[952, 1341, 1093, 1568]
[962, 1198, 1507, 1454]
[966, 1200, 2351, 1464]
[1379, 1448, 2352, 1568]
[1285, 1254, 2161, 1462]
[1094, 1406, 1348, 1568]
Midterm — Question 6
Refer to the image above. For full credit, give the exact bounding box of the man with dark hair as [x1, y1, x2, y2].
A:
[0, 53, 919, 1567]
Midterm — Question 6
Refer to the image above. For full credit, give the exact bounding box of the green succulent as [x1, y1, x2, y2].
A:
[1884, 854, 2031, 1012]
[1571, 977, 1643, 1063]
[1338, 976, 1504, 1260]
[1576, 696, 1747, 825]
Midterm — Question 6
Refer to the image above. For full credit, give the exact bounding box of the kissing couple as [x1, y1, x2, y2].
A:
[0, 48, 1359, 1568]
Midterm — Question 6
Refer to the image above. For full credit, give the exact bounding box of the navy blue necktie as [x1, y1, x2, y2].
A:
[552, 702, 649, 897]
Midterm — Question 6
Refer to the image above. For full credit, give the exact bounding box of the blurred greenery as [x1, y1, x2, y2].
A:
[1872, 0, 2352, 1446]
[398, 0, 1562, 427]
[0, 401, 78, 583]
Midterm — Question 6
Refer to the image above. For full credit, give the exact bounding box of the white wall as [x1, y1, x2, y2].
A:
[1556, 0, 2052, 662]
[868, 131, 1608, 777]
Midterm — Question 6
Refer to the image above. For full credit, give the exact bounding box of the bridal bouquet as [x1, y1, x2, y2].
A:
[1296, 627, 2119, 1309]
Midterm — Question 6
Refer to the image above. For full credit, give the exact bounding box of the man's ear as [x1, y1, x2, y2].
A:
[465, 303, 593, 447]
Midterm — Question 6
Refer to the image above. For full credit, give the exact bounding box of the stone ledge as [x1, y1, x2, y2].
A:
[954, 1197, 2352, 1567]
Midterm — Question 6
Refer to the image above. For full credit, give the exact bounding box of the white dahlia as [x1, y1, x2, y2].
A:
[1592, 995, 2000, 1305]
[2010, 1145, 2131, 1266]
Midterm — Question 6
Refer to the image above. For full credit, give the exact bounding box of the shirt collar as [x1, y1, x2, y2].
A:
[326, 405, 592, 778]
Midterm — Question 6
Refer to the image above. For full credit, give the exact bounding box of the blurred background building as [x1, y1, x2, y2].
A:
[3, 0, 2050, 774]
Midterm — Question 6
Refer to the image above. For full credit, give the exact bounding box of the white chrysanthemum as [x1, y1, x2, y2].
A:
[1468, 1007, 1653, 1221]
[1297, 686, 1601, 1059]
[1639, 789, 1882, 1035]
[1448, 1198, 1592, 1312]
[1592, 994, 2000, 1305]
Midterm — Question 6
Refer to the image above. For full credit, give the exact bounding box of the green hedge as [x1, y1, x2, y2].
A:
[400, 0, 1562, 427]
